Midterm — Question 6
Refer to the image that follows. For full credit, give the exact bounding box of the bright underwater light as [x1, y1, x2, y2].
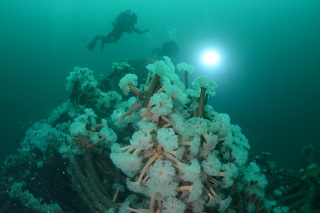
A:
[201, 50, 220, 66]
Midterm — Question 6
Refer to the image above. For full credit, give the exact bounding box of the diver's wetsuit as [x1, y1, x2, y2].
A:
[87, 10, 148, 52]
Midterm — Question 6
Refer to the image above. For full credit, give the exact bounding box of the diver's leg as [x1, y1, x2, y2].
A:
[101, 37, 118, 52]
[100, 36, 109, 53]
[100, 31, 118, 52]
[87, 35, 105, 51]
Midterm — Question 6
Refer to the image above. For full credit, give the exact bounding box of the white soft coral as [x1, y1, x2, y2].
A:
[157, 128, 178, 152]
[148, 160, 176, 184]
[130, 130, 153, 150]
[110, 151, 142, 177]
[119, 73, 140, 96]
[162, 197, 186, 213]
[148, 92, 173, 123]
[149, 92, 173, 116]
[192, 76, 218, 96]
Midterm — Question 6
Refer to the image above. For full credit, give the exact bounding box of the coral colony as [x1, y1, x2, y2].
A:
[6, 56, 285, 212]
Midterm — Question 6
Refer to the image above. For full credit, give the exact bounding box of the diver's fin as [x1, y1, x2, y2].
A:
[87, 36, 98, 51]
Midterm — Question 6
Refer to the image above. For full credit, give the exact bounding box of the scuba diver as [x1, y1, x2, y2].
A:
[87, 10, 149, 52]
[151, 40, 180, 59]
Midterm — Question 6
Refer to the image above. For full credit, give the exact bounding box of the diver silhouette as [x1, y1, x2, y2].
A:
[87, 10, 149, 52]
[151, 40, 180, 59]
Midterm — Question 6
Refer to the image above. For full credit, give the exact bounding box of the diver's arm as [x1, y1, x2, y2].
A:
[132, 27, 148, 34]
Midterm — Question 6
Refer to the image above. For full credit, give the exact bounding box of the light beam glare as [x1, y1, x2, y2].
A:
[202, 50, 220, 66]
